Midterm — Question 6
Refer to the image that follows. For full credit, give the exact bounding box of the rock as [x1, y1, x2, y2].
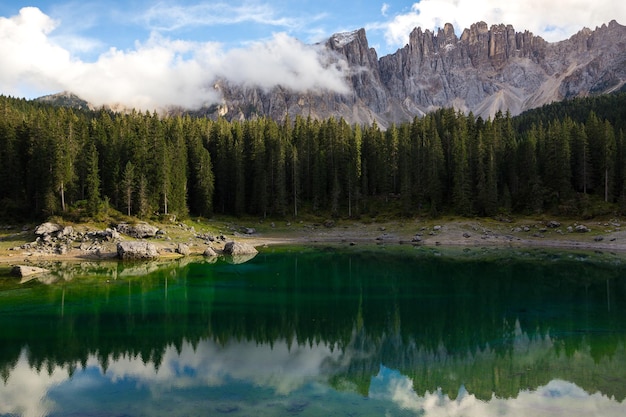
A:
[117, 223, 159, 239]
[55, 245, 69, 255]
[433, 225, 442, 231]
[226, 253, 258, 265]
[105, 228, 120, 240]
[575, 225, 591, 233]
[244, 228, 256, 235]
[116, 241, 158, 260]
[411, 235, 422, 243]
[463, 232, 471, 238]
[34, 222, 62, 236]
[211, 21, 626, 127]
[57, 225, 74, 238]
[546, 221, 561, 228]
[323, 220, 335, 228]
[11, 265, 49, 278]
[594, 236, 604, 242]
[203, 246, 218, 257]
[176, 243, 190, 256]
[223, 241, 258, 256]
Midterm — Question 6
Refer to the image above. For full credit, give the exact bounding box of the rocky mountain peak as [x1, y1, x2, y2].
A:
[42, 21, 626, 127]
[328, 29, 366, 49]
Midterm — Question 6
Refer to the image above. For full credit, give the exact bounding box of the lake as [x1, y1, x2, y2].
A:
[1, 245, 625, 416]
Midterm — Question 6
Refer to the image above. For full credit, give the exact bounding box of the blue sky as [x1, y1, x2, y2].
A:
[1, 1, 624, 110]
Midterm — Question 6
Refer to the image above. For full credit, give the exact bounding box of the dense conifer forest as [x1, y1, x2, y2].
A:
[1, 93, 626, 221]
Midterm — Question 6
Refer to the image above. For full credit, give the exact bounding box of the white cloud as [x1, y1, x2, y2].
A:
[381, 3, 390, 17]
[0, 7, 349, 111]
[383, 0, 626, 48]
[371, 371, 626, 417]
[140, 1, 297, 32]
[0, 350, 70, 417]
[216, 32, 350, 93]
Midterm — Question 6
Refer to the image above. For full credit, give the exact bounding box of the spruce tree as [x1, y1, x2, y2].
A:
[85, 141, 101, 217]
[121, 161, 135, 216]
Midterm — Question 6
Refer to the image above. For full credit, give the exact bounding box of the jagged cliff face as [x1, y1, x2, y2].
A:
[198, 20, 626, 127]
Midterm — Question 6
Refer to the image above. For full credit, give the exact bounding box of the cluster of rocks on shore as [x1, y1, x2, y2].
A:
[10, 222, 120, 257]
[9, 221, 258, 262]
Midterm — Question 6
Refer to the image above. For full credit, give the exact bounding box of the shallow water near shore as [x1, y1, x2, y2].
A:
[1, 246, 625, 416]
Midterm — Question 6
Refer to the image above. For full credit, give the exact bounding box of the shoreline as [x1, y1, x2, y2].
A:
[2, 218, 626, 265]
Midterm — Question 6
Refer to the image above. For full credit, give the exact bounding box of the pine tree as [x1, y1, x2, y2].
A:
[569, 119, 590, 194]
[137, 173, 149, 218]
[451, 119, 472, 216]
[121, 161, 135, 216]
[85, 141, 101, 217]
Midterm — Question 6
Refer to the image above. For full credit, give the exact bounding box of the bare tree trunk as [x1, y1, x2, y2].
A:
[60, 181, 66, 212]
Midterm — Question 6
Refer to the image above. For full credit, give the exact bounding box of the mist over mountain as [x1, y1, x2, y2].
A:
[40, 20, 626, 126]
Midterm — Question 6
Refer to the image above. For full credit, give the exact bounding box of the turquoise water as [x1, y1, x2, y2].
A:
[1, 246, 625, 416]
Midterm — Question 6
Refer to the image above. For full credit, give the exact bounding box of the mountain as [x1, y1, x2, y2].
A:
[35, 91, 93, 111]
[197, 20, 626, 126]
[38, 21, 626, 127]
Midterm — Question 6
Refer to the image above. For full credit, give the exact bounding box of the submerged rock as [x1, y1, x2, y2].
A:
[11, 265, 49, 278]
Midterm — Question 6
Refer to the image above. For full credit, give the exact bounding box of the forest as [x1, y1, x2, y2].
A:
[1, 93, 626, 221]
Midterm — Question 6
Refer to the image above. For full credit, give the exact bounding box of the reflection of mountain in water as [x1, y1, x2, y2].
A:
[0, 248, 625, 400]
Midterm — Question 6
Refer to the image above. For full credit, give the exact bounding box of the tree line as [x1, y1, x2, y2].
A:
[1, 93, 625, 221]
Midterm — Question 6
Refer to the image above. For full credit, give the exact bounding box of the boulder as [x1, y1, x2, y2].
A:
[11, 265, 49, 278]
[117, 223, 159, 239]
[227, 253, 258, 264]
[546, 220, 561, 228]
[34, 222, 62, 236]
[175, 243, 190, 256]
[223, 241, 258, 256]
[116, 241, 158, 260]
[57, 225, 75, 238]
[203, 246, 218, 257]
[575, 225, 590, 233]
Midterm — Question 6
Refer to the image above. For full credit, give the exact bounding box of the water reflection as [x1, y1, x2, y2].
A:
[2, 334, 626, 417]
[0, 247, 625, 416]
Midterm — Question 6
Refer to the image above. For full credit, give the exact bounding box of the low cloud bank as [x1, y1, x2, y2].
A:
[0, 7, 349, 111]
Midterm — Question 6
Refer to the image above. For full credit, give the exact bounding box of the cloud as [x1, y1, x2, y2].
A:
[140, 1, 298, 32]
[370, 370, 626, 417]
[383, 0, 626, 48]
[381, 3, 390, 17]
[0, 350, 70, 417]
[0, 7, 349, 111]
[216, 33, 349, 93]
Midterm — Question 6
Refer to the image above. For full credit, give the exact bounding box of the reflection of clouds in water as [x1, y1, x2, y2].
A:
[0, 350, 69, 417]
[372, 367, 626, 417]
[3, 338, 626, 417]
[101, 338, 341, 395]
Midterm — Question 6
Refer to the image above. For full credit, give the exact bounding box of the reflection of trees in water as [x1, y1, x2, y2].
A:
[0, 250, 625, 399]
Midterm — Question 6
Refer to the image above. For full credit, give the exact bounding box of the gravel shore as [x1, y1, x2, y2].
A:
[2, 217, 626, 264]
